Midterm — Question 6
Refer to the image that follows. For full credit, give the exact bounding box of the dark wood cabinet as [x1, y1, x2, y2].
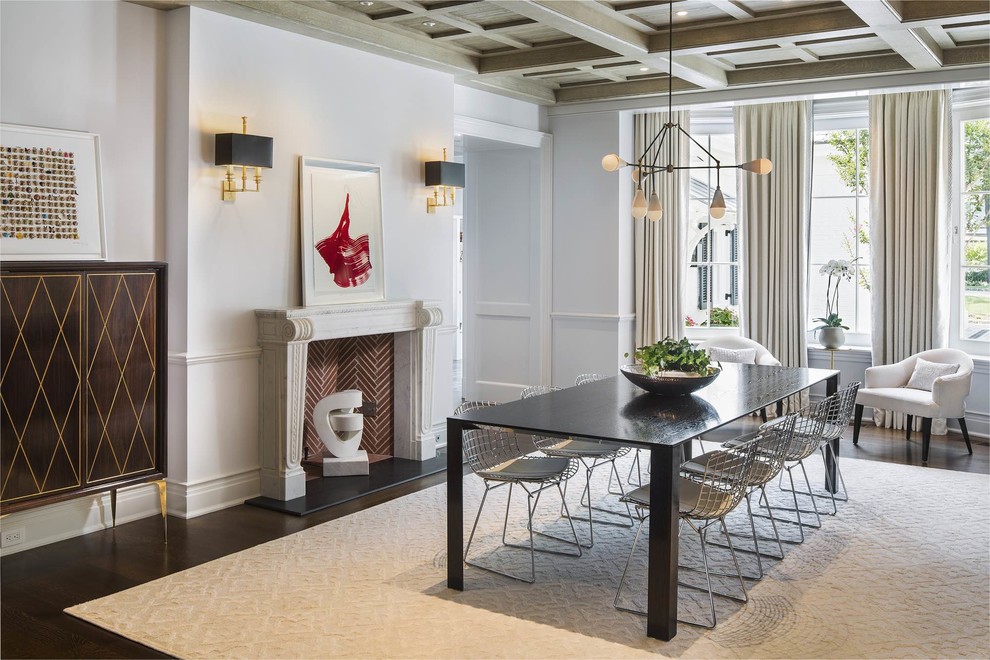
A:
[0, 261, 167, 516]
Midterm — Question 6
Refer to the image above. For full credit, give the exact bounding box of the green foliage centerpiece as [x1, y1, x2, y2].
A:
[622, 337, 720, 396]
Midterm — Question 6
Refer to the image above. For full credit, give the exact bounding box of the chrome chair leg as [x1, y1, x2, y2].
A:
[466, 478, 582, 583]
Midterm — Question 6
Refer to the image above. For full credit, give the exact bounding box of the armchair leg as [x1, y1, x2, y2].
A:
[905, 414, 913, 441]
[852, 404, 864, 445]
[921, 417, 932, 463]
[959, 418, 973, 455]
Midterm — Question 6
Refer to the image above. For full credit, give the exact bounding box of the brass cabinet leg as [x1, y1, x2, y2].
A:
[110, 489, 117, 527]
[155, 480, 168, 544]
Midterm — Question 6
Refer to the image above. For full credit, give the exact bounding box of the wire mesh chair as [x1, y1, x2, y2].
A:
[462, 426, 581, 583]
[454, 400, 499, 416]
[680, 415, 798, 579]
[574, 372, 608, 386]
[769, 382, 861, 514]
[520, 383, 634, 548]
[613, 436, 761, 628]
[572, 374, 634, 495]
[748, 394, 833, 544]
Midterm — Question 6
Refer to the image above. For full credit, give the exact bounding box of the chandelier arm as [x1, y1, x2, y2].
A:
[638, 123, 670, 170]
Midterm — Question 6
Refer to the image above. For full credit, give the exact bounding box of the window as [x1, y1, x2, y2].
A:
[951, 100, 990, 355]
[809, 124, 871, 345]
[684, 133, 740, 330]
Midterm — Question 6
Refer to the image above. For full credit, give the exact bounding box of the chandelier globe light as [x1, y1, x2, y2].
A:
[601, 2, 772, 221]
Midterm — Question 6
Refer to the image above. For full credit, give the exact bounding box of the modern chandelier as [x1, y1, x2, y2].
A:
[600, 2, 772, 221]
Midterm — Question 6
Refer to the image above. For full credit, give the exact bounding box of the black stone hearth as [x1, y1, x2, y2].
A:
[245, 452, 447, 516]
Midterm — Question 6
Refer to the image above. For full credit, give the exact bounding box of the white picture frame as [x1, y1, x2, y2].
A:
[299, 156, 386, 306]
[1, 123, 107, 261]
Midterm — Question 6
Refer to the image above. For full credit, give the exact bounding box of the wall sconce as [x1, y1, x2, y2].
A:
[215, 116, 274, 201]
[425, 148, 464, 213]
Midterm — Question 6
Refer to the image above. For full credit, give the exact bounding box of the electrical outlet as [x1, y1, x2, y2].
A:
[2, 527, 25, 547]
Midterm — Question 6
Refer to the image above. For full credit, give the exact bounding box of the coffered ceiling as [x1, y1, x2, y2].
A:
[136, 0, 990, 105]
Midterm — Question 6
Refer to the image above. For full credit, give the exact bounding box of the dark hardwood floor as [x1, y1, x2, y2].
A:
[2, 425, 986, 659]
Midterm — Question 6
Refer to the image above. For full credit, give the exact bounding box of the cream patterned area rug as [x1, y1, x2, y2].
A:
[67, 456, 990, 659]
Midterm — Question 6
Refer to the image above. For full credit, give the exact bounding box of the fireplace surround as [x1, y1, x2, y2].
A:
[255, 300, 442, 501]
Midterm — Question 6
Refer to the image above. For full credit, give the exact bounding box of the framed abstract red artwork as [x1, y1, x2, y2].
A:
[299, 157, 385, 306]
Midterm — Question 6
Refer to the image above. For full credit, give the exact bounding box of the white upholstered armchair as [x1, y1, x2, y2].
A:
[853, 348, 974, 462]
[696, 336, 782, 367]
[697, 336, 783, 421]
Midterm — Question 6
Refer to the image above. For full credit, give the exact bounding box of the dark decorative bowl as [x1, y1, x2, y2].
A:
[620, 364, 721, 396]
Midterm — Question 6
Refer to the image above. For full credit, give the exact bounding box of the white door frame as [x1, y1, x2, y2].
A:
[454, 116, 553, 387]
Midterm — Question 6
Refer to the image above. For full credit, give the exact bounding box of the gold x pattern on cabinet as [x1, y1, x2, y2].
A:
[1, 274, 83, 502]
[85, 273, 158, 484]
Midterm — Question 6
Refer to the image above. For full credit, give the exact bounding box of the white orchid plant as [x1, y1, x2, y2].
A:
[813, 258, 858, 330]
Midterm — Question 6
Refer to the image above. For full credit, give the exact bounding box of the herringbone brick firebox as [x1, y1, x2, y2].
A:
[303, 335, 395, 458]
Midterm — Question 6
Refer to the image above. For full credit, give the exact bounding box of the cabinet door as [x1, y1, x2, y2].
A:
[85, 271, 159, 484]
[1, 273, 83, 505]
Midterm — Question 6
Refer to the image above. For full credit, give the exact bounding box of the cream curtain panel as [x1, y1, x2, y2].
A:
[735, 101, 811, 413]
[633, 110, 689, 346]
[868, 90, 951, 433]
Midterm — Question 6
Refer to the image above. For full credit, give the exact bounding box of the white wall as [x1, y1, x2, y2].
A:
[171, 7, 458, 495]
[0, 0, 165, 260]
[549, 111, 635, 385]
[455, 86, 546, 133]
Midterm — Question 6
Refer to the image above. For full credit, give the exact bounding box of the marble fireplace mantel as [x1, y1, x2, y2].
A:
[255, 300, 442, 501]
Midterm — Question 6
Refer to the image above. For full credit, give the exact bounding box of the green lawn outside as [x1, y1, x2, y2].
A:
[965, 293, 989, 323]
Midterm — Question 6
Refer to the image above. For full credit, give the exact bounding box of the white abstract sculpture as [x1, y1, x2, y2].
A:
[313, 389, 364, 458]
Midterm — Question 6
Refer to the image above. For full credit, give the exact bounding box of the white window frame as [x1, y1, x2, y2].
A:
[950, 101, 990, 357]
[684, 109, 742, 342]
[809, 100, 872, 348]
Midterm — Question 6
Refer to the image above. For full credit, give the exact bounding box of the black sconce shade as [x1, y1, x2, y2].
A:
[425, 160, 465, 188]
[215, 133, 274, 168]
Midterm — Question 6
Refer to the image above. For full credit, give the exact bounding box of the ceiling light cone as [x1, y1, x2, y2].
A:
[601, 153, 627, 172]
[632, 187, 648, 220]
[647, 191, 663, 221]
[709, 186, 726, 219]
[630, 166, 641, 183]
[740, 158, 773, 174]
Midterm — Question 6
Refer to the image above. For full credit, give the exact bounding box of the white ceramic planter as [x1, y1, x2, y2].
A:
[819, 327, 846, 349]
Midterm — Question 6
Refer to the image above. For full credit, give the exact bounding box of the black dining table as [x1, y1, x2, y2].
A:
[446, 363, 839, 641]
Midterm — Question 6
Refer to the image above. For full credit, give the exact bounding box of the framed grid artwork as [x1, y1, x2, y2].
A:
[1, 124, 107, 261]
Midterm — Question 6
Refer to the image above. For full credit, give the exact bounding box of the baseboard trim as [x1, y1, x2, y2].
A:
[0, 482, 166, 556]
[0, 470, 263, 555]
[169, 469, 261, 519]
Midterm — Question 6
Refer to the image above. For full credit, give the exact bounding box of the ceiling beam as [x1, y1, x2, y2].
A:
[555, 76, 699, 104]
[370, 1, 480, 23]
[490, 0, 727, 88]
[708, 0, 756, 21]
[490, 0, 650, 54]
[479, 42, 625, 76]
[726, 52, 912, 85]
[896, 1, 990, 22]
[459, 75, 557, 104]
[650, 9, 869, 55]
[842, 1, 942, 69]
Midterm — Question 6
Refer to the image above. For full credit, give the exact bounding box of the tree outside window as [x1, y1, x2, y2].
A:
[810, 129, 871, 337]
[961, 118, 990, 342]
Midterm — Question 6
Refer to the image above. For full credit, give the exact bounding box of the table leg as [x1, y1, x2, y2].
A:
[447, 418, 464, 590]
[647, 445, 679, 640]
[825, 373, 839, 494]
